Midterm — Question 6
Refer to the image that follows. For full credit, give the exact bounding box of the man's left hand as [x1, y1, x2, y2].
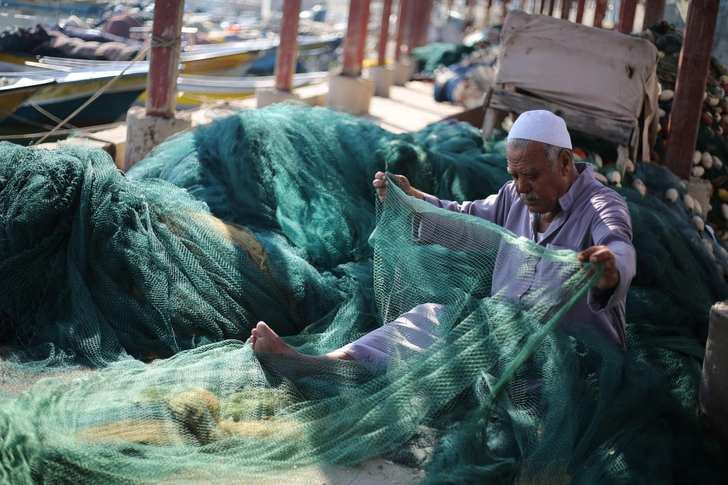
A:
[578, 245, 619, 290]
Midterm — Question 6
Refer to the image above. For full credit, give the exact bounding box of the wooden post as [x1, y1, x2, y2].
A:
[548, 0, 555, 17]
[355, 0, 372, 69]
[409, 0, 430, 50]
[395, 0, 412, 60]
[145, 0, 185, 118]
[342, 0, 370, 77]
[486, 0, 493, 25]
[377, 0, 393, 65]
[274, 0, 302, 91]
[665, 0, 720, 180]
[420, 0, 434, 48]
[593, 0, 607, 28]
[575, 0, 586, 23]
[466, 0, 476, 26]
[616, 0, 638, 34]
[560, 0, 570, 19]
[539, 0, 546, 14]
[642, 0, 666, 31]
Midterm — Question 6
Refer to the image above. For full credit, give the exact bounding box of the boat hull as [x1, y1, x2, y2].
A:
[0, 78, 56, 122]
[2, 73, 147, 127]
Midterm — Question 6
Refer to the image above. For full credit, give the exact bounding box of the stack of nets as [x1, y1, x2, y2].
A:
[1, 102, 726, 484]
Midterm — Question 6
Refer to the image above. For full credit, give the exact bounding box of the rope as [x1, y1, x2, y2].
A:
[0, 122, 125, 141]
[34, 34, 182, 146]
[27, 99, 77, 129]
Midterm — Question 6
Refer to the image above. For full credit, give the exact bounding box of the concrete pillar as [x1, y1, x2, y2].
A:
[616, 0, 638, 34]
[370, 65, 395, 97]
[256, 0, 302, 108]
[327, 75, 374, 115]
[700, 301, 728, 443]
[328, 0, 373, 114]
[593, 0, 607, 28]
[124, 106, 191, 171]
[145, 0, 184, 118]
[394, 56, 413, 85]
[372, 0, 395, 97]
[256, 89, 300, 108]
[575, 0, 586, 23]
[125, 0, 188, 171]
[377, 0, 393, 66]
[561, 0, 571, 20]
[642, 0, 666, 31]
[665, 0, 720, 180]
[274, 0, 302, 91]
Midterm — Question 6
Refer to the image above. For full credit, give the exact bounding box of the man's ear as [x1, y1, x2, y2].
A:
[559, 150, 573, 174]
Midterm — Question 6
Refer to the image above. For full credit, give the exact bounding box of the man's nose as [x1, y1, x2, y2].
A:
[515, 177, 530, 193]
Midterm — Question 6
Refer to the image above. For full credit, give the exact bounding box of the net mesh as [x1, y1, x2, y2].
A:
[1, 102, 727, 484]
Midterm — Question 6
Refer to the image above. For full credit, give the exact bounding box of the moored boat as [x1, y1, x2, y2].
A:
[173, 71, 330, 109]
[0, 76, 56, 122]
[0, 62, 148, 128]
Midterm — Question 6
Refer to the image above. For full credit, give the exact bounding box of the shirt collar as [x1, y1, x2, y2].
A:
[557, 162, 596, 214]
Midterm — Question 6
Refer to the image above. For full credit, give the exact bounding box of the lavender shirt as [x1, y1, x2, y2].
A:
[422, 162, 635, 348]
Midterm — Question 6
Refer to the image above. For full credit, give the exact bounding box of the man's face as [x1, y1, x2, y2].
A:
[505, 142, 570, 215]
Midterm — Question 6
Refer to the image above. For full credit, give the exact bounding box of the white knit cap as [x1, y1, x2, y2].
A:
[507, 110, 572, 150]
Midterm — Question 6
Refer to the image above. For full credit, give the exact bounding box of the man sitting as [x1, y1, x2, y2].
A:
[251, 110, 636, 366]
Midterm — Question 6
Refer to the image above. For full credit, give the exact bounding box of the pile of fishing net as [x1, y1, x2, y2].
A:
[1, 102, 727, 484]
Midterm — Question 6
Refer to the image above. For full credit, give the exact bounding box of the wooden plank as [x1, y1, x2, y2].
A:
[443, 105, 486, 128]
[487, 88, 637, 147]
[665, 0, 720, 180]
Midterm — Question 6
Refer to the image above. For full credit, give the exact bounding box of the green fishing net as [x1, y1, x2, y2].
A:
[1, 102, 727, 484]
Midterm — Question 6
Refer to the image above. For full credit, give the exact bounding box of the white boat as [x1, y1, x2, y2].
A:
[173, 71, 331, 109]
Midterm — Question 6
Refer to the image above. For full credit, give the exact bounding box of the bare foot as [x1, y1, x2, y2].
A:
[250, 321, 298, 355]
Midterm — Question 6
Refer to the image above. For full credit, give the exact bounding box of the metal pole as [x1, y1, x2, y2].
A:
[274, 0, 302, 91]
[642, 0, 666, 31]
[145, 0, 185, 118]
[616, 0, 638, 34]
[665, 0, 720, 180]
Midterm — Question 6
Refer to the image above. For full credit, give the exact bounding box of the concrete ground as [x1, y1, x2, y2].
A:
[363, 81, 464, 134]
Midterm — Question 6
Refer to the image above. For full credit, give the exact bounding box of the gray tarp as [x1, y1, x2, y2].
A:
[495, 10, 659, 162]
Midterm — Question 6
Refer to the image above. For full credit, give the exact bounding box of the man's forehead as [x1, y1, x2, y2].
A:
[506, 146, 549, 172]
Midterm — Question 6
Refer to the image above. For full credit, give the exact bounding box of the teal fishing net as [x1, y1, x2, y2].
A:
[1, 102, 726, 484]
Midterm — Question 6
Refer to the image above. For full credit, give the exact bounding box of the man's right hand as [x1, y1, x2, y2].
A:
[372, 171, 424, 202]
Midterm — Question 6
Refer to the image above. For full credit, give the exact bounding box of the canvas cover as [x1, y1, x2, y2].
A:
[495, 10, 659, 161]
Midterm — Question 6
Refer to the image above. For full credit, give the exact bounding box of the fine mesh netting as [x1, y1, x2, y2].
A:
[1, 102, 727, 484]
